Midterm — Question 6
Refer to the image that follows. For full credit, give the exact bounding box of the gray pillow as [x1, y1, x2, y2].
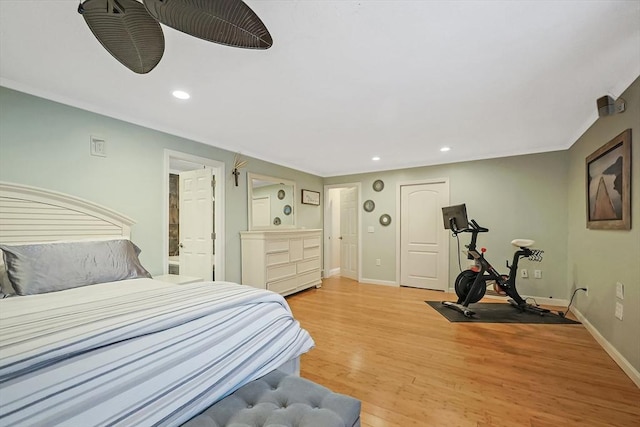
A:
[0, 239, 152, 296]
[0, 261, 16, 297]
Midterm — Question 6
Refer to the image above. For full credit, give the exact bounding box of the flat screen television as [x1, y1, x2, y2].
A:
[442, 204, 469, 230]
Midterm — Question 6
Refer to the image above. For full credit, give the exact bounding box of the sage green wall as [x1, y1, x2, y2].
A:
[0, 87, 323, 282]
[325, 151, 569, 300]
[567, 76, 640, 373]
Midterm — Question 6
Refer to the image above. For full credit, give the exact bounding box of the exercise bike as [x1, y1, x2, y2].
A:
[441, 204, 549, 318]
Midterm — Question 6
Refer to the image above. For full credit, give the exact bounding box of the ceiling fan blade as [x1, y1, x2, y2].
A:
[79, 0, 165, 74]
[143, 0, 272, 49]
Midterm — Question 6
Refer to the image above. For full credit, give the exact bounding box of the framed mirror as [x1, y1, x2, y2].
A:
[247, 173, 296, 230]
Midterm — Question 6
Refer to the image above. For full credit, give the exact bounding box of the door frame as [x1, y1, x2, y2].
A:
[163, 149, 226, 280]
[323, 182, 361, 281]
[395, 178, 449, 289]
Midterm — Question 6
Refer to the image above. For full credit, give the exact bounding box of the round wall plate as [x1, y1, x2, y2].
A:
[372, 179, 384, 192]
[273, 217, 281, 225]
[277, 189, 285, 200]
[283, 204, 292, 215]
[363, 199, 375, 212]
[379, 214, 391, 226]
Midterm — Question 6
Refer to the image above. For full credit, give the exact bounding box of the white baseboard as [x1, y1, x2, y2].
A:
[359, 278, 398, 287]
[325, 268, 341, 278]
[447, 288, 569, 307]
[571, 306, 640, 388]
[521, 295, 569, 307]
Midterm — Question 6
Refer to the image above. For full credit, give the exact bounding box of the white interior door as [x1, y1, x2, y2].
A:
[400, 182, 448, 291]
[179, 168, 213, 280]
[252, 196, 271, 227]
[340, 187, 358, 280]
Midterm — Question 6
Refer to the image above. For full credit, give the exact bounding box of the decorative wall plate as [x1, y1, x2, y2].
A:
[363, 200, 375, 212]
[283, 205, 292, 215]
[373, 179, 384, 192]
[277, 189, 285, 200]
[379, 214, 391, 226]
[273, 217, 281, 225]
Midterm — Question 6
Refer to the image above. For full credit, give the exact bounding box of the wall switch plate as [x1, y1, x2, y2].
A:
[534, 270, 542, 279]
[616, 282, 624, 300]
[375, 259, 381, 266]
[90, 135, 107, 157]
[521, 269, 528, 278]
[615, 302, 623, 320]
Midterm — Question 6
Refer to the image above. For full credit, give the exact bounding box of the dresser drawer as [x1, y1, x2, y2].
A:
[289, 238, 303, 262]
[303, 246, 320, 259]
[304, 236, 320, 248]
[297, 258, 319, 274]
[266, 251, 289, 266]
[298, 270, 320, 287]
[268, 276, 298, 294]
[266, 263, 296, 282]
[266, 239, 289, 253]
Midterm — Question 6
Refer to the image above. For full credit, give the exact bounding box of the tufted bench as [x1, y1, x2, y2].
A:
[181, 370, 361, 427]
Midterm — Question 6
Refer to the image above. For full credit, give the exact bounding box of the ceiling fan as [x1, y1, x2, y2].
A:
[78, 0, 273, 74]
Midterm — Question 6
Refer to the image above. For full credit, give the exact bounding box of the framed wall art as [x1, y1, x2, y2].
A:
[586, 129, 631, 230]
[301, 189, 320, 206]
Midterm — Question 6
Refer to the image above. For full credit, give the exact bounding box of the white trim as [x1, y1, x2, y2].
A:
[163, 150, 225, 281]
[571, 307, 640, 388]
[523, 296, 569, 307]
[395, 178, 450, 290]
[327, 267, 341, 277]
[476, 292, 569, 307]
[359, 278, 398, 287]
[323, 182, 362, 282]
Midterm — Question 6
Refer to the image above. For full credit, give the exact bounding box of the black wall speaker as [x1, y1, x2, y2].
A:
[597, 95, 615, 117]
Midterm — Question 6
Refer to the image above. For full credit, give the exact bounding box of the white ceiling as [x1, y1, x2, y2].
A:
[1, 1, 638, 177]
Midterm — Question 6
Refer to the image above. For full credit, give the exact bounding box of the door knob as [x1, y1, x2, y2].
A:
[338, 236, 343, 240]
[179, 243, 184, 248]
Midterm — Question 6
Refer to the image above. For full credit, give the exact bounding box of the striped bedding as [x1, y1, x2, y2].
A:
[0, 279, 314, 426]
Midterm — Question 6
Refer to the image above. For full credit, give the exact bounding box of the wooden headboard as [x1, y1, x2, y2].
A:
[0, 182, 135, 244]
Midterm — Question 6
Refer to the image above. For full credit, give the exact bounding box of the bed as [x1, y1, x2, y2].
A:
[0, 182, 314, 426]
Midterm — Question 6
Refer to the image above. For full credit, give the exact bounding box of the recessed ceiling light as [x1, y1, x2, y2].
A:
[372, 156, 381, 161]
[440, 146, 451, 152]
[172, 90, 190, 100]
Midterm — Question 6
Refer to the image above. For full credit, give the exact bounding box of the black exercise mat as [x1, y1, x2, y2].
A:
[425, 301, 580, 324]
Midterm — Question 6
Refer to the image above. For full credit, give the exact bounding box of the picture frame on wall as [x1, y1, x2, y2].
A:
[586, 129, 631, 230]
[301, 189, 320, 206]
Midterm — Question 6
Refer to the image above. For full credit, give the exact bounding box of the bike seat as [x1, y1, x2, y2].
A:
[511, 239, 535, 248]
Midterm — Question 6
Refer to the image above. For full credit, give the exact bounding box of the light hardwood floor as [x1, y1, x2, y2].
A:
[285, 276, 640, 427]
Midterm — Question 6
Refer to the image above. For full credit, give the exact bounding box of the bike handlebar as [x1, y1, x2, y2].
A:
[452, 219, 489, 234]
[449, 218, 489, 234]
[469, 219, 489, 233]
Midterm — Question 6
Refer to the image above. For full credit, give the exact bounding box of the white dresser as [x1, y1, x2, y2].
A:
[240, 229, 322, 296]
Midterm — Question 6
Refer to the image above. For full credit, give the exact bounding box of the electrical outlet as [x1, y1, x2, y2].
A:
[534, 270, 542, 279]
[616, 282, 624, 300]
[375, 259, 381, 266]
[520, 269, 528, 278]
[615, 302, 623, 320]
[90, 135, 107, 157]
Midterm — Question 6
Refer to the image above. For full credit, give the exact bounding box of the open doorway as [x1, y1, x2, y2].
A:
[163, 150, 226, 281]
[323, 183, 361, 281]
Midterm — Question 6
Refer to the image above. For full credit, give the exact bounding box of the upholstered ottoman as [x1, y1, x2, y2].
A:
[181, 370, 361, 427]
